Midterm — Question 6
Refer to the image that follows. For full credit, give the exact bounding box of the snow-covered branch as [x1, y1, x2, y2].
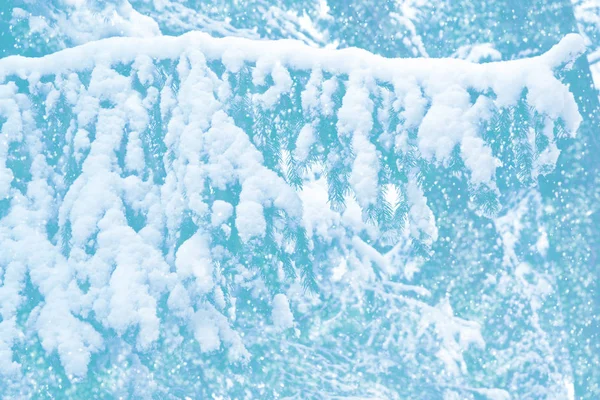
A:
[0, 31, 584, 385]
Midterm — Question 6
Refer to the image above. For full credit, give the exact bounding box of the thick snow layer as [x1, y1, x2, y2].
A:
[0, 33, 583, 189]
[3, 30, 583, 191]
[0, 31, 584, 379]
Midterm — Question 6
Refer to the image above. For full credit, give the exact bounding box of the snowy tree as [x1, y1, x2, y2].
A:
[0, 1, 598, 399]
[406, 1, 600, 396]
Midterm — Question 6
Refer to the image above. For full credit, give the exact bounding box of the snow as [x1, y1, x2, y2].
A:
[11, 0, 161, 48]
[338, 76, 379, 208]
[175, 233, 214, 294]
[0, 30, 581, 197]
[0, 27, 585, 383]
[252, 61, 293, 108]
[193, 308, 222, 353]
[418, 84, 499, 185]
[294, 124, 316, 162]
[211, 200, 234, 227]
[0, 33, 584, 133]
[407, 175, 438, 245]
[453, 43, 502, 62]
[272, 294, 294, 330]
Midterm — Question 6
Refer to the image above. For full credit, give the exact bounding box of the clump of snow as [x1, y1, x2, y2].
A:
[211, 200, 234, 227]
[407, 175, 438, 245]
[272, 294, 294, 330]
[253, 61, 293, 108]
[337, 76, 379, 209]
[452, 43, 502, 63]
[175, 233, 214, 294]
[294, 124, 316, 162]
